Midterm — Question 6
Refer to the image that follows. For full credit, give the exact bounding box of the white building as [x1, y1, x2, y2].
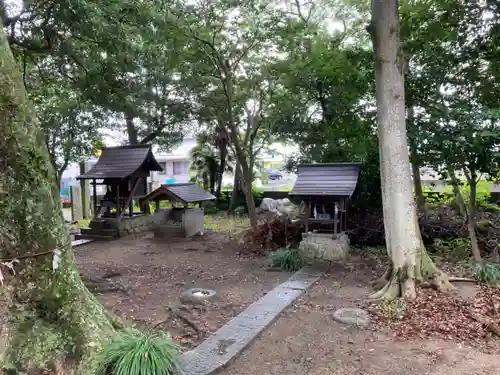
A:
[151, 137, 196, 187]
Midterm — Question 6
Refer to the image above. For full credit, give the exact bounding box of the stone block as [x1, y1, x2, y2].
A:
[177, 267, 322, 375]
[298, 232, 349, 261]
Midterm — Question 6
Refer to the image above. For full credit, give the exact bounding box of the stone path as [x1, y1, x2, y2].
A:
[72, 239, 93, 248]
[177, 266, 322, 375]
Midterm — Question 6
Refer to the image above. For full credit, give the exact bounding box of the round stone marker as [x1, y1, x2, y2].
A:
[332, 308, 370, 327]
[180, 288, 217, 305]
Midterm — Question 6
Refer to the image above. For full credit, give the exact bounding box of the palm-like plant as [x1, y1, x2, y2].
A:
[189, 132, 233, 194]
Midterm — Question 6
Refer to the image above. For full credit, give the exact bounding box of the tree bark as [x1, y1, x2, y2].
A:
[408, 107, 427, 221]
[369, 0, 452, 300]
[126, 114, 138, 144]
[230, 161, 241, 212]
[240, 159, 258, 228]
[448, 168, 467, 216]
[411, 159, 427, 216]
[216, 145, 227, 200]
[466, 171, 482, 262]
[0, 23, 114, 373]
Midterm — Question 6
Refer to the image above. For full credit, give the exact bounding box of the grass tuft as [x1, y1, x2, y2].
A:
[267, 248, 304, 272]
[473, 263, 500, 286]
[98, 328, 180, 375]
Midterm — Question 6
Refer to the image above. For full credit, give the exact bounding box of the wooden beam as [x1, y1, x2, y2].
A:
[119, 177, 142, 219]
[305, 201, 311, 232]
[116, 183, 121, 218]
[142, 176, 148, 213]
[92, 179, 97, 218]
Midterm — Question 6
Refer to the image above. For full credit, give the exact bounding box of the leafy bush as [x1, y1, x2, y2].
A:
[473, 263, 500, 286]
[376, 298, 406, 320]
[433, 238, 472, 261]
[267, 248, 304, 271]
[203, 201, 219, 215]
[98, 329, 179, 375]
[215, 189, 265, 211]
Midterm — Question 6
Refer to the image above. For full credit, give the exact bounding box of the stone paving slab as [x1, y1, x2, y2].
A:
[177, 266, 322, 375]
[71, 239, 93, 248]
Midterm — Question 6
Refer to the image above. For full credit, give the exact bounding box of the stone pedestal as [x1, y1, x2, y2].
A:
[298, 232, 350, 261]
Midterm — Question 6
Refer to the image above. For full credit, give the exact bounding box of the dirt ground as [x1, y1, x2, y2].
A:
[75, 231, 291, 349]
[220, 258, 500, 375]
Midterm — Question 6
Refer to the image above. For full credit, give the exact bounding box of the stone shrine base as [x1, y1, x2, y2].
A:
[298, 232, 350, 261]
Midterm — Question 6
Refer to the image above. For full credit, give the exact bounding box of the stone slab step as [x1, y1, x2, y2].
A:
[74, 233, 115, 241]
[177, 266, 322, 375]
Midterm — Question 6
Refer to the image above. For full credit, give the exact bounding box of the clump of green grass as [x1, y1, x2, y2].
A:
[98, 329, 179, 375]
[267, 248, 304, 272]
[473, 263, 500, 286]
[376, 297, 406, 320]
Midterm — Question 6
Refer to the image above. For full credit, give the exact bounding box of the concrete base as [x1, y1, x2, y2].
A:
[153, 207, 205, 239]
[83, 210, 170, 238]
[298, 232, 350, 261]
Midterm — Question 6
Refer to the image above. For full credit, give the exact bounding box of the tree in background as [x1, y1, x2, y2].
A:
[369, 0, 453, 300]
[172, 0, 281, 227]
[30, 80, 105, 186]
[189, 132, 234, 194]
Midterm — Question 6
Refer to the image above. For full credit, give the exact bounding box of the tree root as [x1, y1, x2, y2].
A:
[467, 312, 500, 337]
[166, 305, 202, 334]
[369, 265, 456, 301]
[370, 266, 392, 290]
[369, 275, 400, 301]
[153, 305, 203, 334]
[82, 275, 129, 294]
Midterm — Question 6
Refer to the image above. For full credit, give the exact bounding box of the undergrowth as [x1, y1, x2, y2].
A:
[376, 297, 406, 320]
[98, 328, 179, 375]
[433, 238, 472, 261]
[267, 248, 304, 272]
[473, 263, 500, 286]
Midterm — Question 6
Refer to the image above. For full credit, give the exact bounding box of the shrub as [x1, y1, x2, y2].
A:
[267, 248, 304, 272]
[98, 328, 179, 375]
[473, 263, 500, 286]
[376, 297, 406, 320]
[203, 201, 219, 215]
[432, 238, 472, 261]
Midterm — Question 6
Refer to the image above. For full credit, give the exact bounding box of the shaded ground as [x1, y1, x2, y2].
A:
[75, 231, 291, 349]
[220, 258, 500, 375]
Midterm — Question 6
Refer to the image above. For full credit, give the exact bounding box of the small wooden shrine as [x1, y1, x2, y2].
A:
[140, 183, 216, 239]
[289, 163, 361, 235]
[140, 183, 216, 211]
[76, 144, 163, 221]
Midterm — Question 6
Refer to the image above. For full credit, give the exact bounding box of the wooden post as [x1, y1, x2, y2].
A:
[79, 162, 89, 219]
[128, 180, 134, 216]
[344, 199, 348, 232]
[116, 183, 121, 218]
[143, 177, 148, 213]
[92, 179, 97, 218]
[333, 200, 338, 235]
[70, 185, 83, 221]
[305, 201, 311, 232]
[119, 177, 142, 219]
[155, 200, 160, 212]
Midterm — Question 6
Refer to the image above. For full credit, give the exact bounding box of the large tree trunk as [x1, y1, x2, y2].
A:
[126, 114, 138, 144]
[237, 158, 257, 228]
[369, 0, 452, 300]
[466, 173, 482, 262]
[230, 160, 241, 211]
[448, 168, 467, 216]
[0, 24, 114, 373]
[216, 145, 227, 200]
[408, 108, 427, 221]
